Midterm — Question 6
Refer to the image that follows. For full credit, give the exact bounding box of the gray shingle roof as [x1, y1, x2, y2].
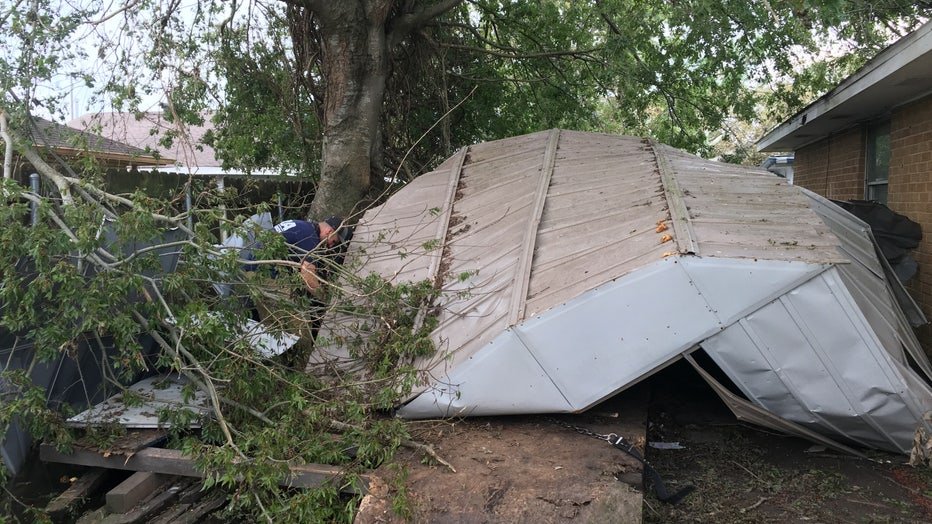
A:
[28, 117, 164, 162]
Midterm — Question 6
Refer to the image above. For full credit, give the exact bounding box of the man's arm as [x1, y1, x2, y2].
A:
[299, 260, 321, 292]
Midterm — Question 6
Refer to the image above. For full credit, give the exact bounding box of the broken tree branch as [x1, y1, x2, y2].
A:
[329, 419, 456, 473]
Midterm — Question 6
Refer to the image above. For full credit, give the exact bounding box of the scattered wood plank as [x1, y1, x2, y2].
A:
[74, 429, 167, 458]
[99, 479, 188, 524]
[40, 444, 368, 493]
[106, 472, 171, 514]
[147, 502, 192, 524]
[148, 480, 210, 524]
[175, 480, 209, 505]
[75, 507, 107, 524]
[45, 469, 108, 521]
[170, 491, 227, 524]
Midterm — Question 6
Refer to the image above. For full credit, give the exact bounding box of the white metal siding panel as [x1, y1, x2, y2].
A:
[702, 269, 931, 453]
[802, 189, 932, 380]
[680, 257, 830, 327]
[519, 258, 718, 410]
[398, 329, 574, 418]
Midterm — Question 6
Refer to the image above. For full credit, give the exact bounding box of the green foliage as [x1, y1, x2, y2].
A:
[388, 463, 414, 520]
[207, 15, 322, 176]
[1, 163, 445, 520]
[347, 275, 439, 384]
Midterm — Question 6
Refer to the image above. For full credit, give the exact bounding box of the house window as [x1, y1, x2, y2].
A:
[865, 121, 891, 204]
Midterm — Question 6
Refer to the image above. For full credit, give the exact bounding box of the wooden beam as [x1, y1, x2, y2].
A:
[40, 444, 368, 494]
[107, 472, 171, 514]
[99, 479, 187, 524]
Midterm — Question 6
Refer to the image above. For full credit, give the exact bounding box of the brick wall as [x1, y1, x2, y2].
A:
[888, 95, 932, 353]
[793, 100, 932, 357]
[793, 127, 865, 200]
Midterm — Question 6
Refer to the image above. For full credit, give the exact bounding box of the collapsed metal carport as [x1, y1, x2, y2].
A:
[316, 129, 932, 454]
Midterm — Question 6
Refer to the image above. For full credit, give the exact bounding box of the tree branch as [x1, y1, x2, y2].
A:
[328, 419, 456, 473]
[14, 134, 73, 204]
[137, 311, 247, 460]
[87, 0, 142, 25]
[1, 110, 12, 180]
[388, 0, 463, 48]
[439, 43, 601, 61]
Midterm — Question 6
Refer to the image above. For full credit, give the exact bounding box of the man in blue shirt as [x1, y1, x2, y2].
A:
[273, 216, 349, 292]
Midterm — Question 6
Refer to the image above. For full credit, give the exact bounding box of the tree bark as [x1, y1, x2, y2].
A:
[307, 1, 392, 220]
[300, 0, 463, 220]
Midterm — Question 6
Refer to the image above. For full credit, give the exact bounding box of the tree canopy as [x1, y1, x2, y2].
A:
[2, 1, 929, 214]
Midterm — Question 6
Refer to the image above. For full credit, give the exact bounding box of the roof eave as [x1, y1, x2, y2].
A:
[49, 146, 175, 166]
[758, 21, 932, 153]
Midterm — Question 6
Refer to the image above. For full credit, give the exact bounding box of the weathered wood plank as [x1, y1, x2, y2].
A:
[170, 492, 227, 524]
[40, 444, 367, 493]
[106, 472, 171, 514]
[100, 479, 184, 524]
[148, 481, 209, 524]
[44, 468, 108, 520]
[147, 503, 191, 524]
[71, 429, 168, 461]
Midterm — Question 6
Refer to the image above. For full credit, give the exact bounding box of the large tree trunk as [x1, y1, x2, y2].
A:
[300, 0, 463, 219]
[309, 2, 392, 220]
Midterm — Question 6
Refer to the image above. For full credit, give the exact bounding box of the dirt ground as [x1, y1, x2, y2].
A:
[359, 360, 932, 524]
[643, 361, 932, 524]
[356, 385, 651, 523]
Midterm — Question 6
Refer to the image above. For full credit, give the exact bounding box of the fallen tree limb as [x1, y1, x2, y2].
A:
[329, 419, 456, 473]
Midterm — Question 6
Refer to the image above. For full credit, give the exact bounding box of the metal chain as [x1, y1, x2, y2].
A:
[546, 416, 618, 443]
[546, 416, 695, 505]
[546, 416, 648, 467]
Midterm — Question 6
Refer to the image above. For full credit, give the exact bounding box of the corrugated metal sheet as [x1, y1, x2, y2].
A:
[316, 130, 932, 454]
[67, 374, 210, 428]
[658, 143, 843, 263]
[684, 353, 867, 458]
[701, 268, 932, 452]
[526, 132, 669, 316]
[802, 189, 932, 380]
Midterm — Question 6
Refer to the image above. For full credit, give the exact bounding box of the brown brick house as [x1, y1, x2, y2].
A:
[759, 22, 932, 354]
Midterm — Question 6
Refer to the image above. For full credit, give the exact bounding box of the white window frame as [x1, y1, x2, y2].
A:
[865, 120, 891, 204]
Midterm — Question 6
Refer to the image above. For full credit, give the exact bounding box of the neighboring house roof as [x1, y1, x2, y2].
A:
[68, 111, 232, 175]
[758, 21, 932, 152]
[317, 129, 932, 454]
[27, 116, 171, 166]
